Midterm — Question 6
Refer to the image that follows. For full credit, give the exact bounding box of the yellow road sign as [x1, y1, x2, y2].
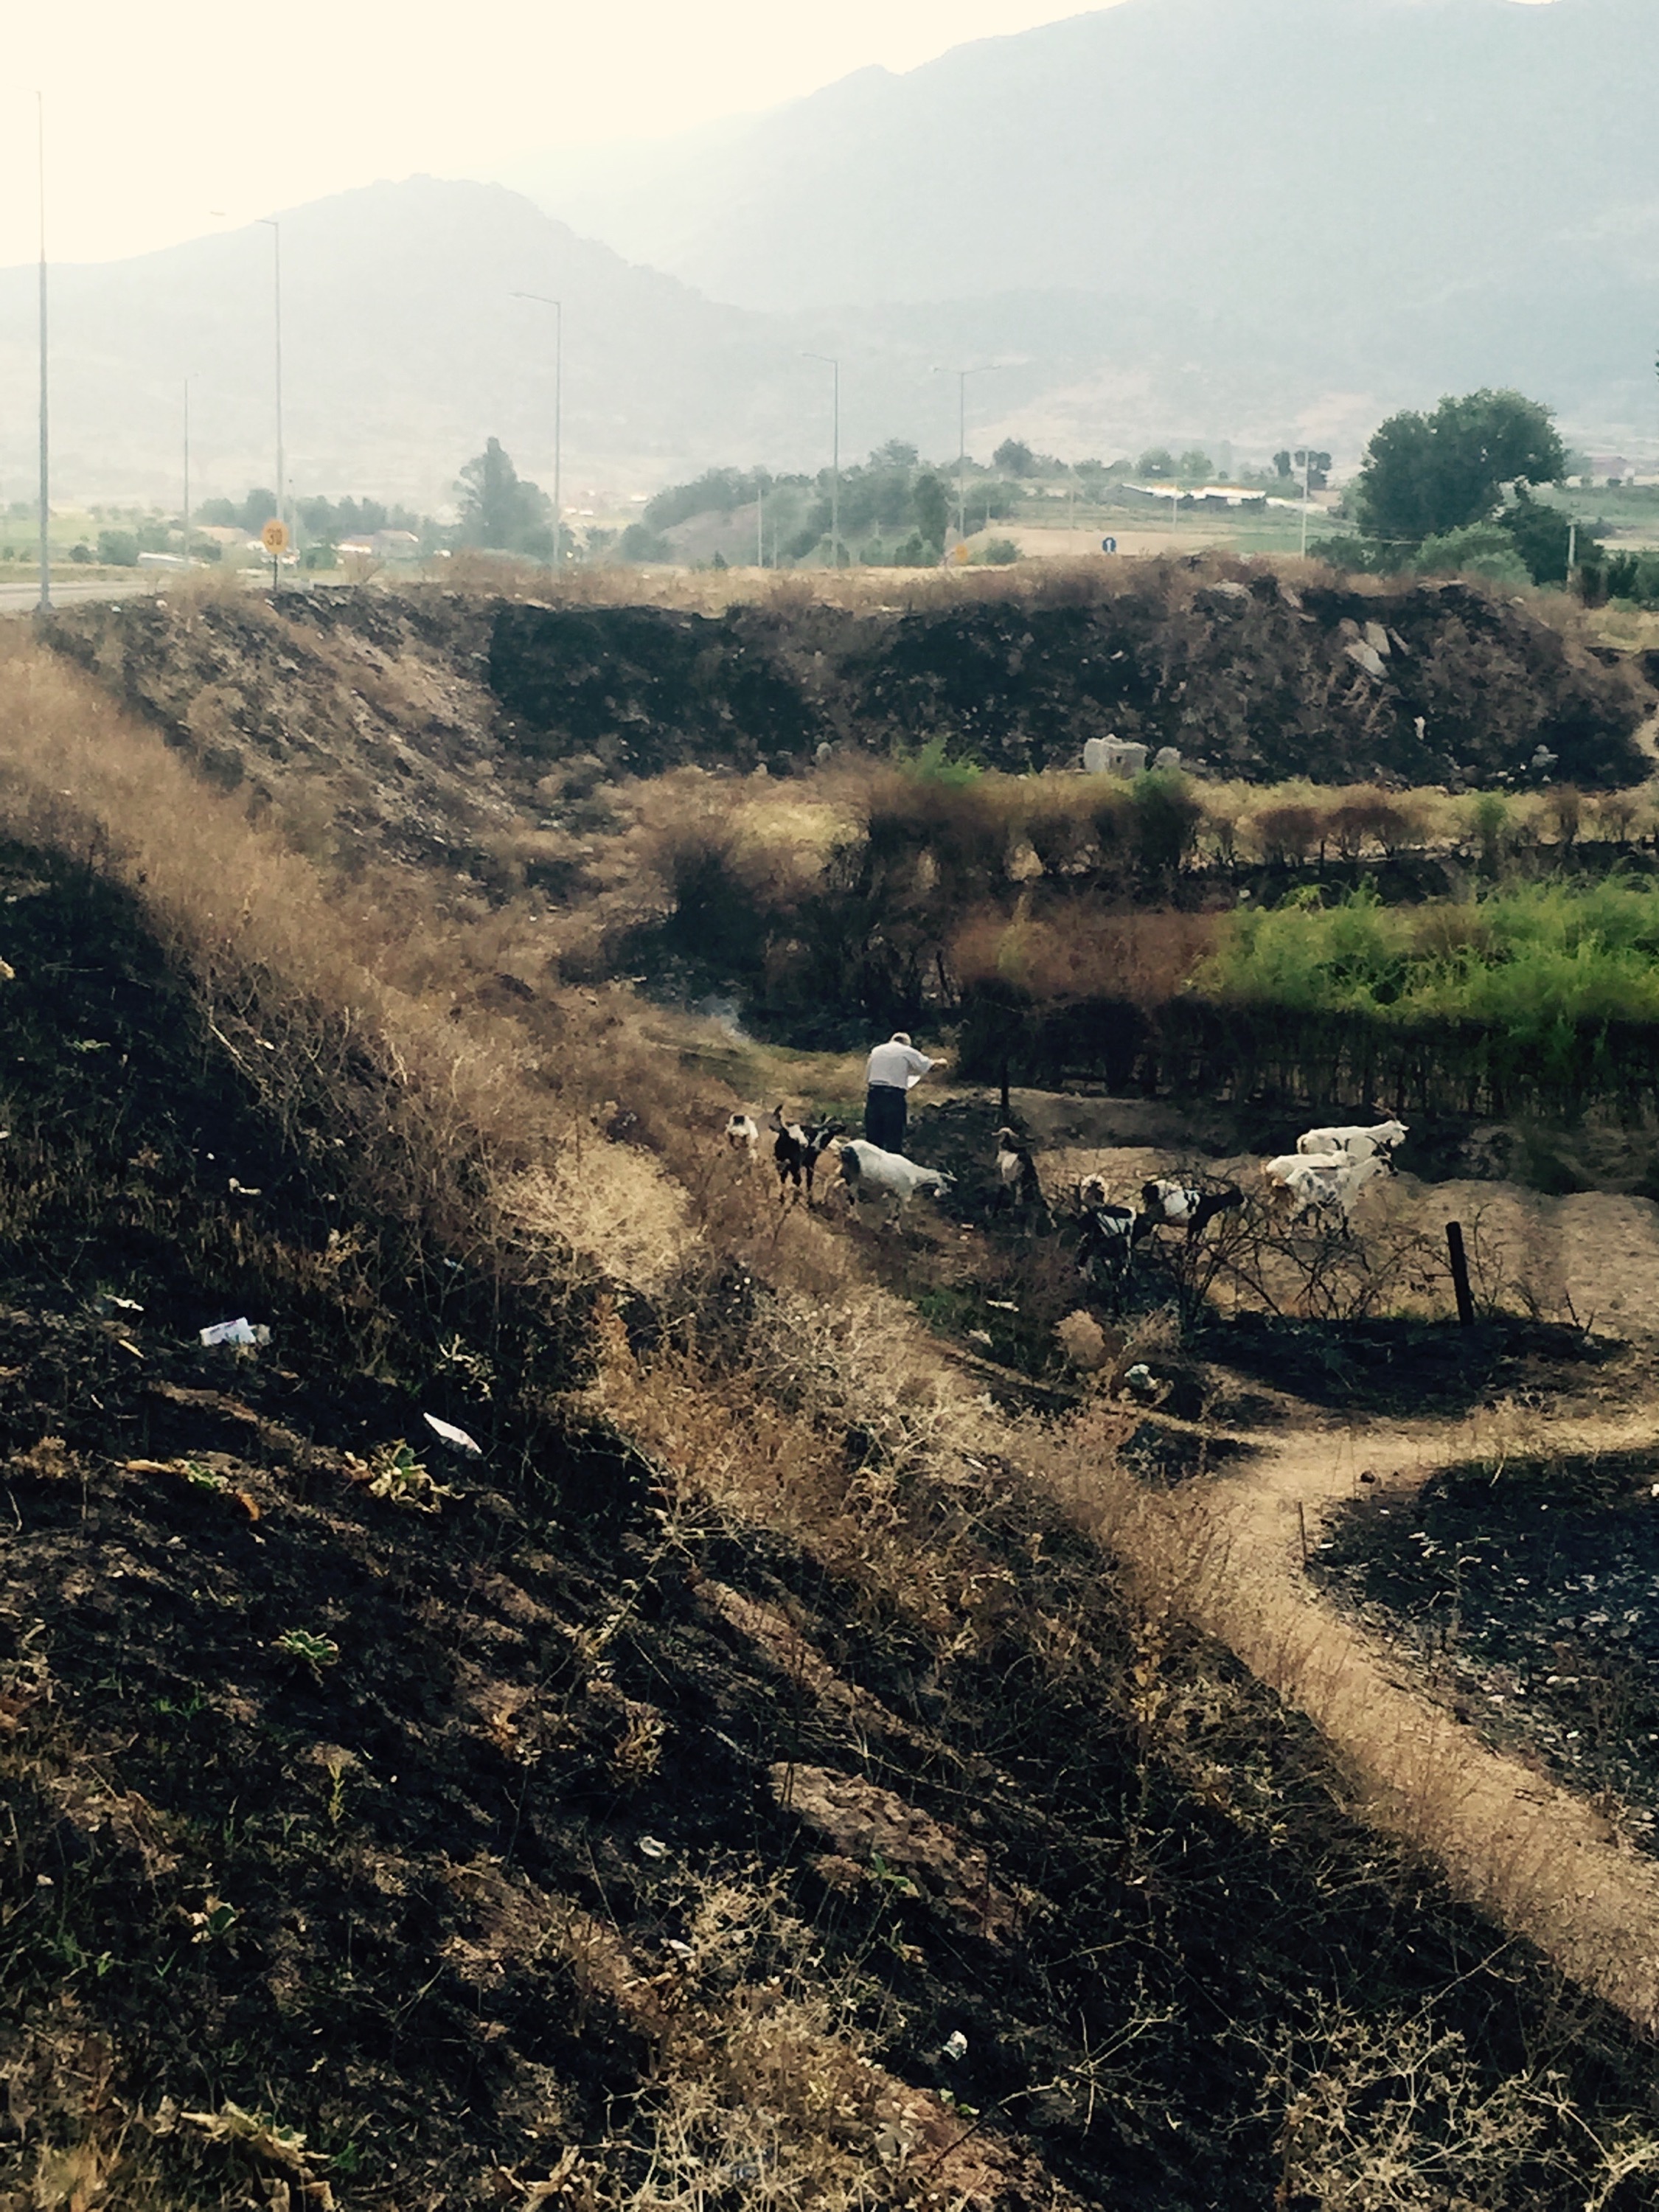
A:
[260, 519, 289, 554]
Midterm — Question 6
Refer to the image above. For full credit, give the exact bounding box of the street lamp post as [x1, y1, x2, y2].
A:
[936, 365, 1000, 547]
[256, 218, 285, 563]
[802, 354, 839, 565]
[36, 93, 49, 613]
[182, 375, 195, 561]
[510, 292, 563, 566]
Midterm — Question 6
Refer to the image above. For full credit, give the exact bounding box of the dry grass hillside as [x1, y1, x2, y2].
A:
[4, 579, 1659, 2210]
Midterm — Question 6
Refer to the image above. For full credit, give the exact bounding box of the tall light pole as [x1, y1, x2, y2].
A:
[803, 352, 839, 565]
[510, 292, 563, 566]
[181, 374, 195, 560]
[257, 218, 285, 546]
[36, 93, 49, 613]
[935, 364, 1000, 546]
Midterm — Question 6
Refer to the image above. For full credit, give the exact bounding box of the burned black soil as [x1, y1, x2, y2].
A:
[44, 566, 1655, 798]
[7, 842, 1659, 2207]
[1312, 1446, 1659, 1856]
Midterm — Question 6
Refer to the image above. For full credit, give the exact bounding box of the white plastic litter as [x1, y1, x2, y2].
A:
[422, 1413, 484, 1458]
[638, 1836, 668, 1860]
[199, 1318, 270, 1348]
[941, 2031, 968, 2063]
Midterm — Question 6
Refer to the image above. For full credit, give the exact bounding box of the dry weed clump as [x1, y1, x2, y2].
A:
[531, 1867, 1051, 2212]
[1259, 1999, 1659, 2211]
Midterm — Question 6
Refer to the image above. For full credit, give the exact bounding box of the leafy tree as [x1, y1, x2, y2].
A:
[1292, 448, 1332, 492]
[644, 467, 762, 532]
[870, 439, 918, 468]
[456, 438, 554, 554]
[1498, 487, 1591, 587]
[619, 522, 672, 563]
[198, 497, 238, 527]
[888, 532, 933, 568]
[238, 489, 278, 532]
[1177, 449, 1214, 483]
[1354, 389, 1565, 546]
[1138, 448, 1175, 480]
[97, 529, 139, 567]
[912, 472, 949, 554]
[1273, 450, 1294, 480]
[993, 438, 1036, 477]
[1600, 550, 1659, 608]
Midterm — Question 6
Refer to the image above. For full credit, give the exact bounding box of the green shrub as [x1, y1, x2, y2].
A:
[1414, 524, 1531, 588]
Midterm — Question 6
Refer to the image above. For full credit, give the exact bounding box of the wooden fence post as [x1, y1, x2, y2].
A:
[1445, 1220, 1475, 1329]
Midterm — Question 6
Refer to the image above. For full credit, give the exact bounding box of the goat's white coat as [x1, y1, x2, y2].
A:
[837, 1139, 953, 1204]
[1296, 1119, 1408, 1161]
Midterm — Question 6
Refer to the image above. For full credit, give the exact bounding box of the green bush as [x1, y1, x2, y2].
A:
[1604, 550, 1659, 608]
[973, 538, 1022, 566]
[96, 529, 139, 568]
[1195, 880, 1659, 1074]
[1414, 524, 1531, 588]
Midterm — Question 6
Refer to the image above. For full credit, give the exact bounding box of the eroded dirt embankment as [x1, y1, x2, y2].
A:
[41, 560, 1656, 794]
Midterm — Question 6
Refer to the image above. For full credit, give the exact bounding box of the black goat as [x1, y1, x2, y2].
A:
[1139, 1178, 1245, 1241]
[1077, 1201, 1140, 1286]
[767, 1107, 844, 1204]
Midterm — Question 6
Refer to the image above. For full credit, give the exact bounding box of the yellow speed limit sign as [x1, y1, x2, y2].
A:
[261, 518, 289, 554]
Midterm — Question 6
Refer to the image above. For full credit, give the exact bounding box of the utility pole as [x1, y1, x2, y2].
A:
[936, 365, 1001, 546]
[36, 94, 49, 613]
[257, 218, 285, 559]
[1301, 445, 1312, 559]
[803, 353, 839, 564]
[182, 375, 192, 561]
[510, 292, 563, 566]
[757, 481, 764, 568]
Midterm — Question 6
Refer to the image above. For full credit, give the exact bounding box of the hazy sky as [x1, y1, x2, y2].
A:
[0, 0, 1137, 269]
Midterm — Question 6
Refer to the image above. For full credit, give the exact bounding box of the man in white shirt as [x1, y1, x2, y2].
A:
[863, 1032, 939, 1155]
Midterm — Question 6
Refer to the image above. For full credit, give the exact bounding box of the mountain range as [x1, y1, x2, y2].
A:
[0, 0, 1653, 511]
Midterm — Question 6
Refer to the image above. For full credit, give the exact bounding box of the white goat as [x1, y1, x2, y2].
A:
[1295, 1118, 1408, 1162]
[836, 1139, 953, 1214]
[724, 1112, 760, 1156]
[1266, 1152, 1387, 1225]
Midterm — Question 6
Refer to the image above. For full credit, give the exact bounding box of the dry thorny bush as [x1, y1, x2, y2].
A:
[1257, 1998, 1659, 2212]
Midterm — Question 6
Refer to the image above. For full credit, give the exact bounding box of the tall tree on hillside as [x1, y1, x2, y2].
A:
[456, 438, 554, 554]
[912, 471, 950, 555]
[1354, 389, 1565, 546]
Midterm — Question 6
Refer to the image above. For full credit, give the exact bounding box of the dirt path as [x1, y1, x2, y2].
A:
[1189, 1402, 1659, 2028]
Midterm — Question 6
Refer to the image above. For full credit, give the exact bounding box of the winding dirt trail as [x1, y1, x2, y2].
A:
[1186, 1401, 1659, 2028]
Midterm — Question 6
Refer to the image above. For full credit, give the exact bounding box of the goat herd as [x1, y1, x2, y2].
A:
[725, 1107, 1410, 1276]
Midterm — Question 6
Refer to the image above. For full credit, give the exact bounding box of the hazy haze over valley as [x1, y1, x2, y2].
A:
[0, 0, 1649, 508]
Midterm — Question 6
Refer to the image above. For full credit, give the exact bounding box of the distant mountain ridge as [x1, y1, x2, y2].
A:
[0, 180, 807, 509]
[504, 0, 1659, 444]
